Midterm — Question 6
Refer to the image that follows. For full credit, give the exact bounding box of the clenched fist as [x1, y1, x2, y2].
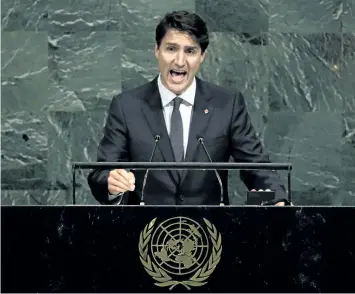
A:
[108, 169, 135, 194]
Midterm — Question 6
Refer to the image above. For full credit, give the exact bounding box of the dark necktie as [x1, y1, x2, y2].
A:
[170, 97, 184, 162]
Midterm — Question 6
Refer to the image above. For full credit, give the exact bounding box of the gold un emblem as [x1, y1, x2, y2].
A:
[138, 216, 222, 290]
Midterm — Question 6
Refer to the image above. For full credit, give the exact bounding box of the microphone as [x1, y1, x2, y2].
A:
[197, 137, 224, 206]
[140, 135, 161, 205]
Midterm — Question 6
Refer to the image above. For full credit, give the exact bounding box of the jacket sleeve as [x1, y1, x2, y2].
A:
[229, 92, 287, 202]
[87, 94, 130, 204]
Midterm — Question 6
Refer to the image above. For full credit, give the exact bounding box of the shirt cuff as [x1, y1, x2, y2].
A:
[108, 192, 124, 204]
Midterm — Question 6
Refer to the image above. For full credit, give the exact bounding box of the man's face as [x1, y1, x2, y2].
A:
[155, 29, 206, 95]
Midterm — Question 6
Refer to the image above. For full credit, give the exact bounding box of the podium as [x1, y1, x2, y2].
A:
[2, 205, 355, 293]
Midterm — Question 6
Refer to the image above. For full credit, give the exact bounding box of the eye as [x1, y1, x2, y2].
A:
[186, 48, 196, 54]
[167, 46, 176, 51]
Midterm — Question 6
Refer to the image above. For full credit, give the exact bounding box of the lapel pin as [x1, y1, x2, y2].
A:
[204, 109, 209, 114]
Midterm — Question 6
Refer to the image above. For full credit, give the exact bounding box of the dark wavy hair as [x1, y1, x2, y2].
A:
[155, 11, 209, 54]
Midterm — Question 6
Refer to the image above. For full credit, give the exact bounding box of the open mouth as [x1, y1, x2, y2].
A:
[170, 69, 187, 76]
[169, 70, 187, 83]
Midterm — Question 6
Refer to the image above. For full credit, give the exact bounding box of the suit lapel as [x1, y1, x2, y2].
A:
[181, 77, 214, 184]
[140, 77, 179, 185]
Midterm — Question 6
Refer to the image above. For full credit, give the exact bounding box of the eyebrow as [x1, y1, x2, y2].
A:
[165, 43, 199, 50]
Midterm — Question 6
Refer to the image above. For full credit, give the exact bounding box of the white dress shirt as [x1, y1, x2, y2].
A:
[158, 74, 196, 156]
[109, 75, 196, 203]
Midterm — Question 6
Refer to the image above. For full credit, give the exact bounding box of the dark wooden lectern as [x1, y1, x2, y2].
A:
[2, 162, 354, 292]
[2, 205, 355, 293]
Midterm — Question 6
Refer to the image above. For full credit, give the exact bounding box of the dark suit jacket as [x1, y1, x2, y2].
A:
[87, 76, 286, 205]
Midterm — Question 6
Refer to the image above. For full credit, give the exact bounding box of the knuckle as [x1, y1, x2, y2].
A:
[118, 169, 126, 175]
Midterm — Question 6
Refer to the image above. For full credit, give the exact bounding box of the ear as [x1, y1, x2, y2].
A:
[200, 50, 207, 64]
[154, 43, 159, 59]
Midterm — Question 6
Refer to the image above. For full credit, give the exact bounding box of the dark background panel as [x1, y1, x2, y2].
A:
[1, 0, 354, 205]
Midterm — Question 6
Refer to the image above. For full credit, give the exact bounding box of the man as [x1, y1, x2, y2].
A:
[87, 10, 288, 206]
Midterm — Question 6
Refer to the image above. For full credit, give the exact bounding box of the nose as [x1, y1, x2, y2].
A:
[175, 50, 186, 67]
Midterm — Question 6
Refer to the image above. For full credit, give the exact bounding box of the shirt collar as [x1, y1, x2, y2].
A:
[157, 74, 196, 107]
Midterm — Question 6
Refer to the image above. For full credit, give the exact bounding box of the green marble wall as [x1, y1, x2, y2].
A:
[1, 0, 354, 205]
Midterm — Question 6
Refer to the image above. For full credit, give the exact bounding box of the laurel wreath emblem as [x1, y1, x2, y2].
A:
[138, 217, 222, 290]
